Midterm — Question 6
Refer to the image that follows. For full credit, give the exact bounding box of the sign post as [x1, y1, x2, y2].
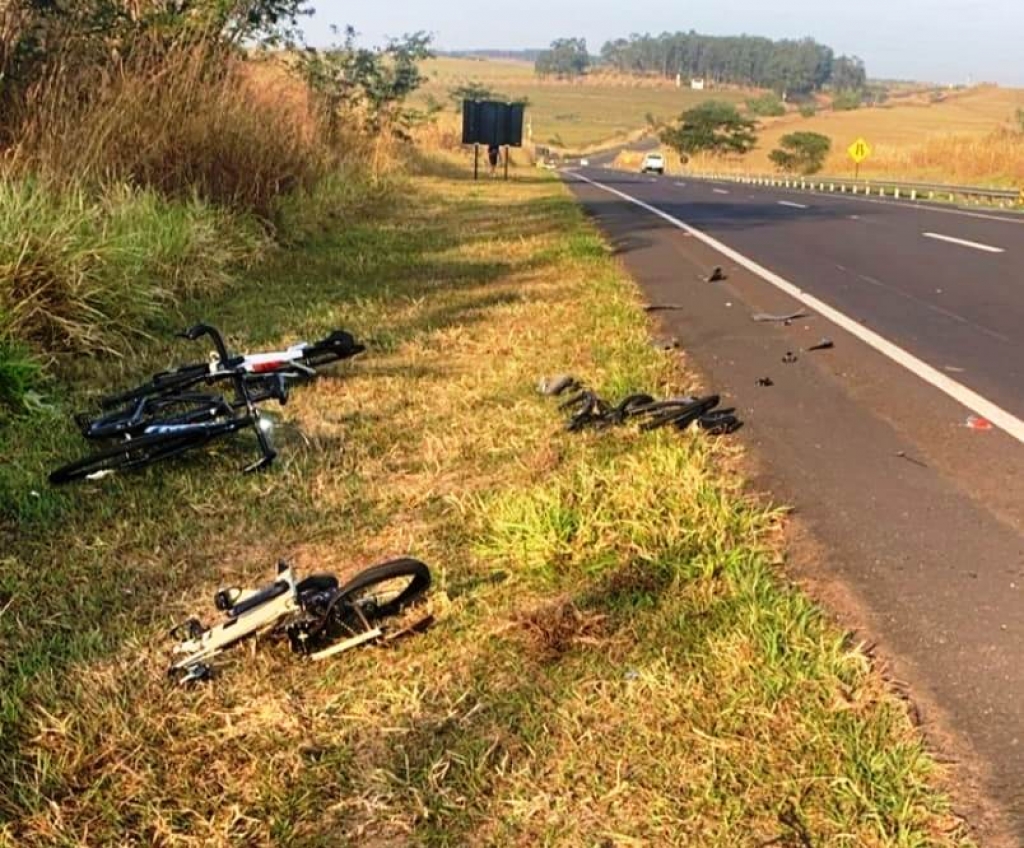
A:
[848, 137, 872, 180]
[461, 100, 527, 180]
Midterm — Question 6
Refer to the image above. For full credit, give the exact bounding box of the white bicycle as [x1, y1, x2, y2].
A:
[168, 558, 432, 683]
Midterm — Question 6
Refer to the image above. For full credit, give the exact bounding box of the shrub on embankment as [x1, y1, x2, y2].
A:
[0, 3, 432, 413]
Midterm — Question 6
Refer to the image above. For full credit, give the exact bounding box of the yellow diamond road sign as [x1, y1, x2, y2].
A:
[848, 138, 872, 164]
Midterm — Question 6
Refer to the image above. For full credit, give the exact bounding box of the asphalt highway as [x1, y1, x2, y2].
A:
[566, 166, 1024, 843]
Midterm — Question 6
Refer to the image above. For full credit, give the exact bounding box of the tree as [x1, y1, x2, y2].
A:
[596, 31, 861, 94]
[769, 131, 831, 175]
[660, 101, 757, 158]
[830, 55, 866, 92]
[535, 37, 589, 78]
[297, 27, 433, 142]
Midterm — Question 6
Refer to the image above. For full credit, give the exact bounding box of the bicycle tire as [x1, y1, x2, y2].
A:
[335, 558, 431, 621]
[83, 393, 233, 440]
[49, 419, 249, 485]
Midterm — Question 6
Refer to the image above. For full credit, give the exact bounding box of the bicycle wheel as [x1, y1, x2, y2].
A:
[335, 558, 431, 622]
[82, 393, 233, 440]
[49, 419, 249, 485]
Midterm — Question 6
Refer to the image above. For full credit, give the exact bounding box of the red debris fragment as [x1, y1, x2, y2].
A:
[966, 415, 993, 431]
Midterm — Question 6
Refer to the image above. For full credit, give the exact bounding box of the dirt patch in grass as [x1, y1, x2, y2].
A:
[0, 160, 971, 845]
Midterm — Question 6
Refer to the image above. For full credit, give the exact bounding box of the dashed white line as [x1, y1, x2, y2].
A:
[568, 170, 1024, 446]
[674, 182, 687, 188]
[713, 188, 729, 195]
[778, 200, 809, 209]
[923, 232, 1005, 253]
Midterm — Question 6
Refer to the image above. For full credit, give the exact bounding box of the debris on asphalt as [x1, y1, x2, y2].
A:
[782, 351, 798, 364]
[538, 374, 580, 396]
[965, 415, 994, 432]
[642, 303, 686, 312]
[807, 338, 835, 352]
[651, 337, 680, 351]
[756, 377, 774, 387]
[702, 266, 727, 283]
[752, 309, 811, 324]
[895, 451, 928, 468]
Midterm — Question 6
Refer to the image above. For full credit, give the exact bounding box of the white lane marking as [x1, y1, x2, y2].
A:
[569, 170, 1024, 445]
[583, 166, 1024, 225]
[923, 232, 1005, 253]
[778, 200, 809, 209]
[713, 188, 730, 195]
[674, 182, 687, 188]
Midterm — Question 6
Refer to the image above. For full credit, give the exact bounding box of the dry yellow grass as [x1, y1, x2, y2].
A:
[657, 85, 1024, 186]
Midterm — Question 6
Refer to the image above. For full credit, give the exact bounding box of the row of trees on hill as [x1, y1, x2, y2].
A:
[535, 31, 866, 98]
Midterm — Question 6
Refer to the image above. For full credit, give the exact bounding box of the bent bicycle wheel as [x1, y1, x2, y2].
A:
[335, 558, 431, 622]
[83, 393, 233, 440]
[49, 419, 249, 485]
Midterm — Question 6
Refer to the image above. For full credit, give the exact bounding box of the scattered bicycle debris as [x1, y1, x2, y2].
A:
[548, 379, 741, 435]
[756, 377, 774, 387]
[702, 266, 727, 283]
[782, 351, 798, 364]
[538, 374, 580, 396]
[651, 337, 680, 351]
[807, 338, 834, 352]
[643, 303, 686, 312]
[965, 415, 994, 432]
[752, 310, 811, 324]
[895, 451, 928, 468]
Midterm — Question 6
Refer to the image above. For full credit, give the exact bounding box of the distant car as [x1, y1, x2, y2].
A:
[640, 152, 665, 175]
[580, 157, 590, 166]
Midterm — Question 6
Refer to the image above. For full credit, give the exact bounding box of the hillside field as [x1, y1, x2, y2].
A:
[424, 58, 1024, 185]
[418, 57, 748, 150]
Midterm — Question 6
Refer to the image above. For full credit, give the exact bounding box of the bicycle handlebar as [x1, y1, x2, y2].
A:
[179, 323, 233, 365]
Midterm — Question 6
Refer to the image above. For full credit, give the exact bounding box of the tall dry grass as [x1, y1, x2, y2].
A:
[10, 39, 331, 219]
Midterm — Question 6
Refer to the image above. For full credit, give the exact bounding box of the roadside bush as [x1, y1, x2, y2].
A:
[14, 40, 329, 219]
[0, 336, 43, 417]
[769, 132, 832, 175]
[0, 176, 264, 355]
[832, 89, 863, 111]
[745, 93, 786, 117]
[799, 104, 818, 118]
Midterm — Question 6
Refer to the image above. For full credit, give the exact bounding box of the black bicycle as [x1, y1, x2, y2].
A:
[52, 324, 364, 485]
[95, 324, 363, 412]
[51, 360, 286, 486]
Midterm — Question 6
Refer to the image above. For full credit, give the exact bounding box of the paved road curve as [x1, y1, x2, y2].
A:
[566, 166, 1024, 842]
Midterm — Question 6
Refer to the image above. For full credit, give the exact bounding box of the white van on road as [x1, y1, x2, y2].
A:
[640, 152, 665, 175]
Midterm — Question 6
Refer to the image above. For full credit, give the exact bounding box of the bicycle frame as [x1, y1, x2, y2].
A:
[169, 562, 303, 681]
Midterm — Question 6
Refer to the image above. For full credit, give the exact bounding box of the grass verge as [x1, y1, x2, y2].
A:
[0, 162, 969, 846]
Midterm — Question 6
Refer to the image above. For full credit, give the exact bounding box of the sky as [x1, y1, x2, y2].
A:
[302, 0, 1024, 86]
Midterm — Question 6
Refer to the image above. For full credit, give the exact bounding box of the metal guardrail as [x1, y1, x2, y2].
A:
[684, 172, 1022, 207]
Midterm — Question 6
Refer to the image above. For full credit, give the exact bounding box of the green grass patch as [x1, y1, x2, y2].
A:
[0, 175, 265, 356]
[0, 158, 970, 846]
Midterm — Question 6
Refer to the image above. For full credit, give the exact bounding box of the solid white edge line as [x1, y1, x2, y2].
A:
[923, 232, 1005, 253]
[569, 170, 1024, 445]
[778, 200, 809, 209]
